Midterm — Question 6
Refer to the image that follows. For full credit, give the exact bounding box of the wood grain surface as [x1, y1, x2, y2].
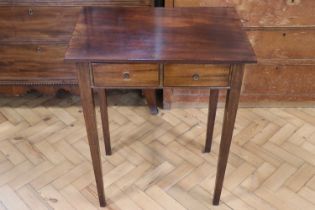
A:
[77, 63, 106, 207]
[0, 6, 14, 42]
[92, 64, 159, 87]
[163, 0, 315, 106]
[10, 0, 152, 6]
[0, 0, 153, 96]
[174, 0, 315, 27]
[164, 64, 230, 87]
[0, 44, 76, 82]
[13, 7, 80, 42]
[65, 7, 256, 64]
[249, 30, 315, 60]
[243, 64, 315, 97]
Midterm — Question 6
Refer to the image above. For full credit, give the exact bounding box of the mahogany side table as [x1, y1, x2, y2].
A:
[65, 7, 256, 207]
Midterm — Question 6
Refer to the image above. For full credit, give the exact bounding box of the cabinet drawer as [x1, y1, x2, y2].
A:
[175, 0, 315, 27]
[92, 64, 159, 87]
[0, 44, 67, 62]
[12, 0, 152, 6]
[0, 62, 76, 81]
[0, 44, 76, 81]
[0, 7, 15, 42]
[248, 30, 315, 60]
[164, 64, 230, 87]
[13, 6, 80, 42]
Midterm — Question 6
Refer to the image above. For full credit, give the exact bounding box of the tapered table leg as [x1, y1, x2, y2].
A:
[77, 63, 106, 207]
[204, 89, 219, 153]
[98, 89, 112, 156]
[143, 89, 158, 115]
[213, 64, 244, 205]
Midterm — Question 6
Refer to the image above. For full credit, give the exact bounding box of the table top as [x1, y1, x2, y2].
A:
[65, 7, 256, 64]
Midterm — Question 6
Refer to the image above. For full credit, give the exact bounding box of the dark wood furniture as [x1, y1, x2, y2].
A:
[164, 0, 315, 107]
[0, 0, 157, 114]
[65, 7, 256, 207]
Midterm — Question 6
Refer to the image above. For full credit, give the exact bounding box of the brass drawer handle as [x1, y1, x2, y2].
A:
[28, 8, 33, 16]
[192, 74, 200, 81]
[122, 72, 130, 80]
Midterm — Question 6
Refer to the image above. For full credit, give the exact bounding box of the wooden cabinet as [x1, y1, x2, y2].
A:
[173, 0, 315, 27]
[164, 0, 315, 107]
[0, 0, 153, 94]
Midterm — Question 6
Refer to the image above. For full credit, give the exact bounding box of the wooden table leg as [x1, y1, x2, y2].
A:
[143, 89, 158, 115]
[204, 89, 219, 153]
[77, 63, 106, 207]
[213, 64, 244, 205]
[98, 89, 112, 156]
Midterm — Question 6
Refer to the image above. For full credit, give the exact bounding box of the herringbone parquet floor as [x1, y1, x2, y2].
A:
[0, 93, 315, 210]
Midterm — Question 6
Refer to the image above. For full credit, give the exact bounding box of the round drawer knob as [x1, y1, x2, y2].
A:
[122, 72, 130, 80]
[28, 8, 33, 16]
[192, 74, 200, 81]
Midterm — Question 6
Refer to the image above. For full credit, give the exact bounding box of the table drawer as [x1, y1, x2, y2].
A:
[164, 64, 230, 87]
[92, 64, 159, 87]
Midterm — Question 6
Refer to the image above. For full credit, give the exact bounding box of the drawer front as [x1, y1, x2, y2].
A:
[92, 64, 159, 87]
[0, 44, 68, 62]
[164, 64, 230, 87]
[243, 64, 315, 96]
[175, 0, 315, 27]
[0, 7, 15, 42]
[0, 44, 76, 81]
[12, 0, 152, 6]
[13, 6, 80, 42]
[0, 1, 11, 6]
[0, 62, 76, 81]
[248, 30, 315, 60]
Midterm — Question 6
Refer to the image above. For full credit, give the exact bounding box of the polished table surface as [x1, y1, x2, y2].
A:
[65, 7, 256, 64]
[65, 7, 256, 207]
